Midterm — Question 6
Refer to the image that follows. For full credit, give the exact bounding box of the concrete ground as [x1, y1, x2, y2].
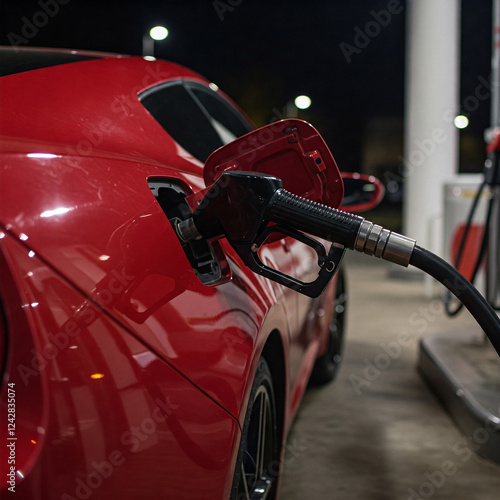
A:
[278, 252, 500, 500]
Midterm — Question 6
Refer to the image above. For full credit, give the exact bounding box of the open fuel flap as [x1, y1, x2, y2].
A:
[186, 119, 344, 211]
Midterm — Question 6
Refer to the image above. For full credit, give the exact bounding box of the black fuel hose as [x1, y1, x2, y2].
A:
[410, 245, 500, 357]
[268, 189, 500, 354]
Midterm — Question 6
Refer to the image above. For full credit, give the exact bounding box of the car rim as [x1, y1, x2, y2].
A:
[238, 384, 276, 499]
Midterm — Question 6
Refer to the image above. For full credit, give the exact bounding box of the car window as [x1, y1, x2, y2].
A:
[187, 84, 252, 142]
[140, 81, 252, 163]
[140, 82, 222, 162]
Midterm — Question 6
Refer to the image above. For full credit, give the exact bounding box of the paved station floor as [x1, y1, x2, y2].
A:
[278, 252, 500, 500]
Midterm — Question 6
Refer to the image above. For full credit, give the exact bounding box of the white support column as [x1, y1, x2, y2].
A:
[491, 0, 500, 129]
[403, 0, 461, 256]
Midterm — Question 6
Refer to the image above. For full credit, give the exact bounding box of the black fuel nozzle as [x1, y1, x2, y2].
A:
[188, 171, 283, 246]
[178, 171, 416, 297]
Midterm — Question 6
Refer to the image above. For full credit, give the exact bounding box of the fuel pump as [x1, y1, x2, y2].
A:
[416, 0, 500, 465]
[444, 133, 500, 316]
[486, 133, 500, 309]
[442, 0, 500, 315]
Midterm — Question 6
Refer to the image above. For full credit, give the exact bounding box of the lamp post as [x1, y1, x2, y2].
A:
[142, 26, 168, 58]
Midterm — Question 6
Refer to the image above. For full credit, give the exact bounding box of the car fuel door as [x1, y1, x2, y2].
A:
[202, 119, 343, 208]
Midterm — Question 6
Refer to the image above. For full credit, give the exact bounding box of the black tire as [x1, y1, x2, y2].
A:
[309, 267, 347, 385]
[230, 357, 279, 500]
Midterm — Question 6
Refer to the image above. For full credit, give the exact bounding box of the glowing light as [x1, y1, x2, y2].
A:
[294, 95, 311, 110]
[28, 250, 36, 258]
[143, 56, 156, 61]
[209, 82, 219, 92]
[150, 26, 168, 41]
[30, 439, 37, 445]
[19, 233, 28, 241]
[40, 207, 71, 218]
[0, 232, 5, 239]
[31, 302, 39, 308]
[454, 115, 469, 129]
[99, 255, 111, 261]
[27, 153, 57, 159]
[90, 373, 105, 380]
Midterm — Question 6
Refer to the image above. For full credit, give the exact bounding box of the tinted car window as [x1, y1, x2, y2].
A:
[140, 81, 252, 163]
[188, 85, 252, 141]
[0, 48, 99, 77]
[141, 82, 223, 162]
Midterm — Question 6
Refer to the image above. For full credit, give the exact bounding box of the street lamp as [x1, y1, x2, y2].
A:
[286, 95, 312, 118]
[294, 95, 312, 110]
[454, 115, 469, 129]
[142, 26, 169, 58]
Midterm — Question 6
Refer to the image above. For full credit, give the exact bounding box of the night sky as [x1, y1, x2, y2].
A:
[0, 0, 493, 172]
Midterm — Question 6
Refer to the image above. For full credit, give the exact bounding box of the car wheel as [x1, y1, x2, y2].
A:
[309, 267, 347, 385]
[231, 357, 279, 500]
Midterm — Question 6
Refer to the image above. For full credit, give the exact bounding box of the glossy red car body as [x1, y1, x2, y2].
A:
[0, 48, 340, 499]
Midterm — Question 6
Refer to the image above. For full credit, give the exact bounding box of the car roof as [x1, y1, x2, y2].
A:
[0, 46, 122, 77]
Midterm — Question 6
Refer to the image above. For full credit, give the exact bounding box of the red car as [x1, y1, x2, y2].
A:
[0, 47, 355, 499]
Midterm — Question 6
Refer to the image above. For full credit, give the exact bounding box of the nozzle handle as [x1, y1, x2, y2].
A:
[246, 224, 346, 298]
[268, 189, 364, 249]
